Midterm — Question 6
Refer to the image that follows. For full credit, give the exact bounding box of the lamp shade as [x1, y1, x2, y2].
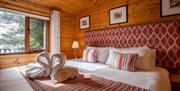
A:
[72, 41, 79, 48]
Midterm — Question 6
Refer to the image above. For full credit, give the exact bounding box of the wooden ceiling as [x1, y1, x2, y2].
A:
[0, 0, 101, 16]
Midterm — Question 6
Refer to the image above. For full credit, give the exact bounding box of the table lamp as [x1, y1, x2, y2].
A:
[72, 41, 79, 59]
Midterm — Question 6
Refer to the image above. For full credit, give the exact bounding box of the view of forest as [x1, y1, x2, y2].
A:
[0, 10, 45, 53]
[30, 18, 45, 50]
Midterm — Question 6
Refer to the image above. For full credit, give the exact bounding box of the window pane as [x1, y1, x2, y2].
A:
[0, 10, 25, 53]
[30, 18, 46, 50]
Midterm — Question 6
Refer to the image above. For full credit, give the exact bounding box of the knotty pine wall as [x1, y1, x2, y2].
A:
[0, 53, 38, 69]
[74, 0, 180, 57]
[60, 12, 77, 59]
[1, 0, 180, 69]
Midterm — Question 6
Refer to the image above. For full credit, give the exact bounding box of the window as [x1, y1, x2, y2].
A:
[0, 10, 25, 53]
[0, 10, 49, 54]
[30, 18, 46, 51]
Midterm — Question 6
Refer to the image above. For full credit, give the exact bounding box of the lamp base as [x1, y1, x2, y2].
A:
[74, 56, 77, 59]
[73, 48, 78, 59]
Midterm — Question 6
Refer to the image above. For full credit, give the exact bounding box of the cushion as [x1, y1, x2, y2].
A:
[86, 47, 110, 64]
[109, 52, 138, 71]
[135, 49, 156, 70]
[106, 48, 115, 65]
[82, 49, 97, 63]
[106, 46, 156, 70]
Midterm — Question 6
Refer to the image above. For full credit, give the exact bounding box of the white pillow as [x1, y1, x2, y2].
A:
[86, 47, 110, 64]
[106, 46, 156, 70]
[106, 48, 114, 65]
[82, 49, 97, 63]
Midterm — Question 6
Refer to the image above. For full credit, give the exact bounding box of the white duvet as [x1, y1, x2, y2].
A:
[66, 60, 171, 91]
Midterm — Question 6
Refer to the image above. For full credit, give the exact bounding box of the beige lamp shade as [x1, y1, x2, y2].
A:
[72, 41, 79, 48]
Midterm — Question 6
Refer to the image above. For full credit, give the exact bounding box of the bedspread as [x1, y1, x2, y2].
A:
[21, 71, 150, 91]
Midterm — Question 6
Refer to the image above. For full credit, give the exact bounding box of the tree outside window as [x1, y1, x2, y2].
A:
[0, 10, 47, 54]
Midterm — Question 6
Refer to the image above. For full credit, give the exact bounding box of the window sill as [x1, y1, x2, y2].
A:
[0, 49, 46, 55]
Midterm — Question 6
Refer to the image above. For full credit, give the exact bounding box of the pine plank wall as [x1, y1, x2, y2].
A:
[0, 0, 180, 69]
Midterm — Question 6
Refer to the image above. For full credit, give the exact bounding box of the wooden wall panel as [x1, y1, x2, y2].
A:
[60, 12, 77, 59]
[75, 0, 180, 57]
[1, 0, 179, 68]
[0, 0, 50, 17]
[0, 53, 38, 69]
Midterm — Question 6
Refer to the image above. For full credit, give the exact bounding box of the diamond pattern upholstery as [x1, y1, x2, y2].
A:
[84, 21, 180, 69]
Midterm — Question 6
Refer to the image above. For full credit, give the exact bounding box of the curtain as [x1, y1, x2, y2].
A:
[50, 10, 60, 54]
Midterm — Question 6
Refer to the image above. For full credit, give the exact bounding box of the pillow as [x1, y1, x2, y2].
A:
[86, 47, 110, 64]
[106, 48, 132, 65]
[82, 49, 97, 63]
[106, 48, 114, 65]
[109, 52, 138, 71]
[106, 46, 156, 70]
[117, 47, 156, 70]
[135, 49, 156, 70]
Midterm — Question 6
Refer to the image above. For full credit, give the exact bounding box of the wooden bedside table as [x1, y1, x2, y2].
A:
[171, 74, 180, 91]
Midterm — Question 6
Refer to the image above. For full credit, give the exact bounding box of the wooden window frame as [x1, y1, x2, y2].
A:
[25, 17, 30, 53]
[0, 16, 50, 55]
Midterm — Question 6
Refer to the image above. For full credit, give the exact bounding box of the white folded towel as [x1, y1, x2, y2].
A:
[50, 53, 66, 79]
[26, 51, 51, 78]
[25, 52, 78, 82]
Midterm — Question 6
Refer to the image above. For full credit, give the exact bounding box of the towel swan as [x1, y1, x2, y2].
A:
[50, 53, 79, 83]
[50, 53, 66, 78]
[25, 52, 78, 83]
[26, 51, 51, 78]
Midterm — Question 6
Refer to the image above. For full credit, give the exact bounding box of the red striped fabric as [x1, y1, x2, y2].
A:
[93, 49, 97, 63]
[83, 49, 97, 63]
[86, 49, 90, 62]
[110, 52, 138, 71]
[21, 71, 150, 91]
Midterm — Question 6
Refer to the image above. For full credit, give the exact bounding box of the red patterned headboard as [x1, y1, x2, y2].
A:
[84, 20, 180, 69]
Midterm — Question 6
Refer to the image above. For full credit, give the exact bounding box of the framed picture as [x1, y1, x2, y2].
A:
[80, 16, 90, 29]
[160, 0, 180, 17]
[109, 5, 128, 25]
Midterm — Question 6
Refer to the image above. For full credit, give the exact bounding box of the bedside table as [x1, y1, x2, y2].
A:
[171, 74, 180, 91]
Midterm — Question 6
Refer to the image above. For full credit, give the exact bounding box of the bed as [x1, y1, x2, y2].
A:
[0, 67, 34, 91]
[67, 60, 171, 91]
[0, 20, 179, 91]
[0, 60, 170, 91]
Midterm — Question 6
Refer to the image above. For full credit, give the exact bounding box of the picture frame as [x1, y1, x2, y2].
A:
[80, 16, 90, 29]
[109, 5, 128, 25]
[160, 0, 180, 17]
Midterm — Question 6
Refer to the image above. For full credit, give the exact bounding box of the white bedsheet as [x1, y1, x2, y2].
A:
[0, 67, 34, 91]
[66, 60, 171, 91]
